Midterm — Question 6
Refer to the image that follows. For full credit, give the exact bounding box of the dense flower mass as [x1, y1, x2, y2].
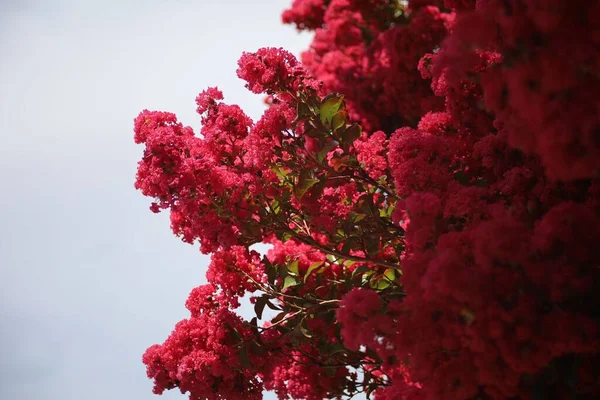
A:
[143, 290, 264, 400]
[135, 1, 600, 399]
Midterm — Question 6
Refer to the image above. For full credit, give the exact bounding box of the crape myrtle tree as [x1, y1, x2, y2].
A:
[133, 1, 600, 399]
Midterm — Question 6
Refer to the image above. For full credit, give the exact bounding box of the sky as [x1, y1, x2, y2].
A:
[0, 1, 312, 399]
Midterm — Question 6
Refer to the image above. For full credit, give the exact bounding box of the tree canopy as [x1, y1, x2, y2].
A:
[133, 1, 600, 399]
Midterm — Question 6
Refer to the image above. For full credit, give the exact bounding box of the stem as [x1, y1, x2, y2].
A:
[354, 170, 397, 200]
[287, 229, 402, 271]
[236, 268, 306, 307]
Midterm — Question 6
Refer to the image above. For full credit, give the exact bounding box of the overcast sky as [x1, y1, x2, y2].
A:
[0, 1, 311, 399]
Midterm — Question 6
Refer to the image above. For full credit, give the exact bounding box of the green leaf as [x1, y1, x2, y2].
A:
[271, 166, 287, 181]
[283, 275, 299, 290]
[356, 196, 371, 216]
[265, 299, 281, 311]
[272, 311, 287, 324]
[329, 154, 355, 172]
[316, 140, 338, 165]
[342, 237, 357, 255]
[331, 110, 347, 132]
[295, 102, 312, 123]
[278, 263, 289, 279]
[353, 213, 367, 223]
[275, 230, 293, 242]
[304, 261, 324, 282]
[288, 259, 299, 276]
[319, 93, 345, 126]
[304, 127, 323, 138]
[371, 277, 391, 290]
[230, 326, 242, 341]
[249, 317, 260, 337]
[254, 295, 268, 320]
[262, 256, 272, 269]
[352, 265, 371, 278]
[341, 123, 361, 144]
[266, 268, 277, 285]
[281, 187, 292, 202]
[383, 268, 396, 282]
[364, 236, 381, 256]
[361, 269, 375, 285]
[264, 257, 277, 285]
[295, 169, 319, 199]
[238, 346, 252, 369]
[270, 199, 281, 215]
[380, 204, 395, 218]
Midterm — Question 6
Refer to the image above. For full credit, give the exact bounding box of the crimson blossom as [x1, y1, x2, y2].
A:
[134, 1, 600, 399]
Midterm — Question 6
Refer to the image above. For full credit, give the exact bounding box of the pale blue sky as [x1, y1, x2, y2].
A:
[0, 1, 311, 399]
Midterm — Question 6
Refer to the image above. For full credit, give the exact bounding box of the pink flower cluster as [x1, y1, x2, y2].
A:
[143, 285, 263, 400]
[435, 0, 600, 180]
[285, 0, 452, 131]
